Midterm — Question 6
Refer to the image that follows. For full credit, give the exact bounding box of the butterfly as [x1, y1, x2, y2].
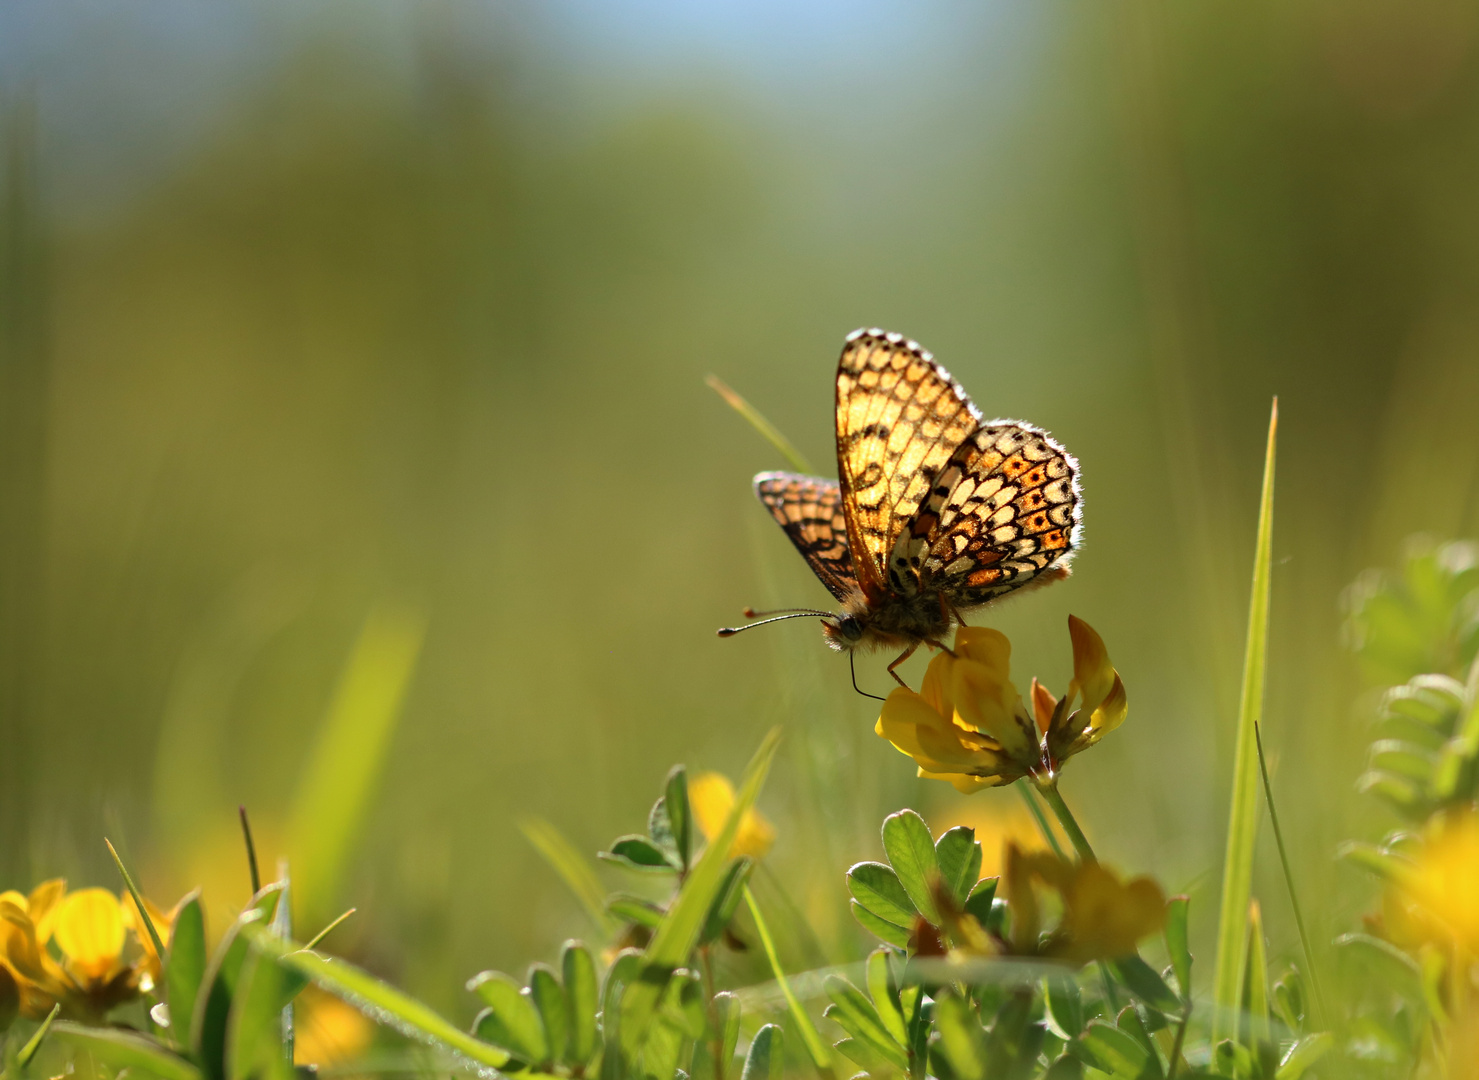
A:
[720, 328, 1082, 688]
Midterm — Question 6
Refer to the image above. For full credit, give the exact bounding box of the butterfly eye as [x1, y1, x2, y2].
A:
[837, 616, 865, 642]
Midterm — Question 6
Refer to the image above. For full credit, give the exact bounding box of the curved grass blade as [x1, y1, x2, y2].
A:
[1212, 399, 1277, 1045]
[744, 885, 834, 1079]
[521, 817, 619, 939]
[706, 375, 812, 474]
[51, 1021, 201, 1080]
[241, 924, 510, 1077]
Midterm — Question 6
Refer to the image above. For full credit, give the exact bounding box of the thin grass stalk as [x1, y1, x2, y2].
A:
[1032, 779, 1096, 863]
[706, 375, 813, 473]
[1254, 721, 1328, 1027]
[743, 885, 835, 1080]
[1211, 399, 1278, 1045]
[104, 839, 167, 963]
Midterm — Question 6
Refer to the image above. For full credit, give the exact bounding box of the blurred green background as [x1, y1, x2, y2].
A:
[4, 0, 1479, 1018]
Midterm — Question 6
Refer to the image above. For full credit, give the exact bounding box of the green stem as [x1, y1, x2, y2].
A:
[1254, 722, 1329, 1028]
[1017, 785, 1067, 861]
[1033, 778, 1096, 863]
[743, 885, 834, 1080]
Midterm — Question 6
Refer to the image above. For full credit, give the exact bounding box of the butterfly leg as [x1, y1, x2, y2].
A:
[885, 643, 919, 687]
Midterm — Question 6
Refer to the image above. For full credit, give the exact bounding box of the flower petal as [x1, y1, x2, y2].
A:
[1067, 616, 1116, 715]
[952, 659, 1037, 763]
[52, 889, 126, 984]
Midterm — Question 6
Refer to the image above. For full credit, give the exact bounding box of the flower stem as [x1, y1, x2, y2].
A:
[1033, 778, 1096, 863]
[1017, 784, 1067, 861]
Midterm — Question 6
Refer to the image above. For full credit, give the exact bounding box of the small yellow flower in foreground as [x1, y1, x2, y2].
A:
[1002, 843, 1166, 964]
[875, 616, 1126, 792]
[0, 880, 178, 1022]
[689, 771, 776, 859]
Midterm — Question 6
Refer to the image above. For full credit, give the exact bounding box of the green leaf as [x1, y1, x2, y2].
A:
[665, 765, 693, 870]
[561, 941, 599, 1067]
[619, 730, 781, 1066]
[1243, 901, 1271, 1050]
[866, 948, 908, 1048]
[851, 901, 913, 949]
[1042, 1056, 1084, 1080]
[609, 894, 668, 929]
[847, 862, 918, 929]
[982, 993, 1044, 1080]
[528, 964, 569, 1065]
[1076, 1019, 1150, 1078]
[715, 991, 741, 1067]
[1336, 840, 1413, 883]
[834, 1037, 890, 1072]
[226, 946, 293, 1080]
[469, 971, 549, 1064]
[1164, 896, 1191, 1000]
[242, 926, 508, 1075]
[192, 886, 284, 1080]
[963, 878, 997, 926]
[1275, 1032, 1333, 1079]
[601, 950, 644, 1080]
[649, 795, 681, 869]
[930, 994, 984, 1080]
[522, 819, 620, 939]
[823, 975, 908, 1070]
[1113, 1007, 1160, 1075]
[741, 1024, 783, 1080]
[934, 828, 981, 908]
[881, 811, 940, 925]
[699, 857, 753, 945]
[1043, 978, 1084, 1040]
[51, 1022, 203, 1080]
[658, 969, 707, 1040]
[602, 835, 680, 873]
[1109, 956, 1181, 1016]
[1332, 933, 1423, 1003]
[164, 890, 207, 1045]
[1211, 399, 1277, 1047]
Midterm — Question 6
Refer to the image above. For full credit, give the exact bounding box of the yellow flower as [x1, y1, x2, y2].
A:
[295, 984, 375, 1066]
[688, 772, 776, 859]
[1390, 814, 1479, 951]
[1002, 843, 1166, 964]
[0, 880, 178, 1022]
[875, 617, 1126, 792]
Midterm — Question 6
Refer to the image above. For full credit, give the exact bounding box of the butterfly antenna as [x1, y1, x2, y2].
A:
[716, 609, 831, 637]
[742, 606, 832, 619]
[850, 653, 886, 702]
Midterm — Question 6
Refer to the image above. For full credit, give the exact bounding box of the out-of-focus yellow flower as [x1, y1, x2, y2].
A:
[295, 984, 375, 1066]
[689, 772, 775, 859]
[1002, 843, 1166, 964]
[931, 801, 1045, 879]
[0, 880, 178, 1022]
[875, 617, 1126, 793]
[1390, 814, 1479, 951]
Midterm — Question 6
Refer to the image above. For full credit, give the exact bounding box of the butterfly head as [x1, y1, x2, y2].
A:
[821, 613, 867, 650]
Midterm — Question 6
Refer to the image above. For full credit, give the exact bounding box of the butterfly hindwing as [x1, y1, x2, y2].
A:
[753, 472, 858, 602]
[918, 422, 1081, 605]
[834, 330, 979, 599]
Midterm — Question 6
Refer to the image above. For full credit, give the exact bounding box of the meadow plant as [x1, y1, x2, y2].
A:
[7, 424, 1479, 1080]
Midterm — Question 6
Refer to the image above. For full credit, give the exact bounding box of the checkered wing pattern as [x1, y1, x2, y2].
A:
[834, 330, 979, 599]
[754, 472, 857, 602]
[918, 423, 1080, 606]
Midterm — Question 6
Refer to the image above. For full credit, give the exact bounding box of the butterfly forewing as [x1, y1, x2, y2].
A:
[754, 472, 858, 602]
[834, 331, 979, 599]
[919, 423, 1081, 606]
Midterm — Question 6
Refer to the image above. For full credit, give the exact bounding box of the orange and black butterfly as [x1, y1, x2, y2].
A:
[720, 329, 1081, 687]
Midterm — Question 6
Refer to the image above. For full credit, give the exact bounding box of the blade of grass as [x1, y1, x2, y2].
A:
[50, 1020, 201, 1080]
[18, 1004, 60, 1067]
[1254, 721, 1328, 1027]
[620, 729, 782, 1063]
[743, 885, 834, 1080]
[303, 908, 357, 952]
[1211, 398, 1278, 1045]
[239, 807, 261, 896]
[520, 817, 619, 939]
[244, 924, 508, 1077]
[105, 838, 167, 963]
[706, 375, 813, 474]
[289, 605, 426, 924]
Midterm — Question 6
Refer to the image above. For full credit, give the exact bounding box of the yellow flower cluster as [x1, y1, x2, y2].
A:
[1001, 844, 1166, 964]
[0, 880, 176, 1023]
[876, 616, 1126, 792]
[688, 771, 776, 859]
